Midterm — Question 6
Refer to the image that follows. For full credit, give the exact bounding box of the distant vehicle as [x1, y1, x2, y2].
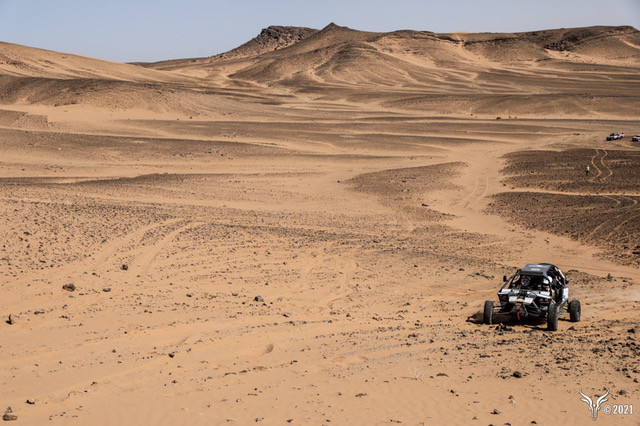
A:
[482, 263, 581, 331]
[632, 135, 640, 142]
[606, 132, 624, 140]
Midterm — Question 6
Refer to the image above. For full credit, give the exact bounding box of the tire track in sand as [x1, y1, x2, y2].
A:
[465, 176, 489, 208]
[599, 148, 613, 182]
[130, 221, 203, 277]
[584, 196, 631, 241]
[92, 218, 183, 270]
[589, 148, 602, 182]
[455, 176, 479, 208]
[455, 173, 489, 210]
[322, 255, 360, 311]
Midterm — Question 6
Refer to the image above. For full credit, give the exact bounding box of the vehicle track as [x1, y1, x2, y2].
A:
[589, 148, 602, 182]
[599, 149, 613, 182]
[609, 210, 640, 237]
[601, 195, 622, 206]
[466, 176, 489, 208]
[323, 256, 360, 311]
[502, 188, 640, 198]
[456, 175, 489, 209]
[131, 221, 203, 277]
[92, 218, 182, 270]
[288, 243, 333, 293]
[586, 210, 628, 241]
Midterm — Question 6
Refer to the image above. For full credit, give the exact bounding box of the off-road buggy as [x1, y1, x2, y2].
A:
[606, 132, 624, 140]
[483, 263, 581, 331]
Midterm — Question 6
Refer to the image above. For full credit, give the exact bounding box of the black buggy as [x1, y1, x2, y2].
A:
[483, 263, 581, 331]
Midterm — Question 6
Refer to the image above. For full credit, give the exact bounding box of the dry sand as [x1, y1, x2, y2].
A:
[1, 23, 640, 425]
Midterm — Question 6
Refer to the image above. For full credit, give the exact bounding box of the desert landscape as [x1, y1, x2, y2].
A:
[1, 23, 639, 424]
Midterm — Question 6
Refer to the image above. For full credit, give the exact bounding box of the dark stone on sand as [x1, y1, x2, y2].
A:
[3, 407, 17, 421]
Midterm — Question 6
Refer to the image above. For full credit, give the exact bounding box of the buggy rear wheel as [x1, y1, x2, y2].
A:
[547, 301, 558, 331]
[569, 299, 581, 322]
[483, 300, 494, 325]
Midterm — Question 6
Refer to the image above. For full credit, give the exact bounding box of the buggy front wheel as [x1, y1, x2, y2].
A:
[569, 299, 581, 322]
[547, 302, 559, 331]
[483, 300, 494, 325]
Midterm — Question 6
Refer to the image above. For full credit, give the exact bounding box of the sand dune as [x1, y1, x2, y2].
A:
[1, 24, 639, 118]
[0, 41, 184, 82]
[1, 24, 639, 425]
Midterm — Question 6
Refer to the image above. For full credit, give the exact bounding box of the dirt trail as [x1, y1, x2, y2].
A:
[432, 144, 640, 284]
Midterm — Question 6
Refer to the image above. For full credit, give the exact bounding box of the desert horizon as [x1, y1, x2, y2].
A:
[1, 20, 639, 425]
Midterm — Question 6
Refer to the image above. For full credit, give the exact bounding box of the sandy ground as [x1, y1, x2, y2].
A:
[1, 24, 640, 425]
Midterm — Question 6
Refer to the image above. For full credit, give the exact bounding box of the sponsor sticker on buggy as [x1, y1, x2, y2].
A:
[524, 264, 546, 272]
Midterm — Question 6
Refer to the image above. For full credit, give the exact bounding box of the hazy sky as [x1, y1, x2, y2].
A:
[0, 0, 638, 62]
